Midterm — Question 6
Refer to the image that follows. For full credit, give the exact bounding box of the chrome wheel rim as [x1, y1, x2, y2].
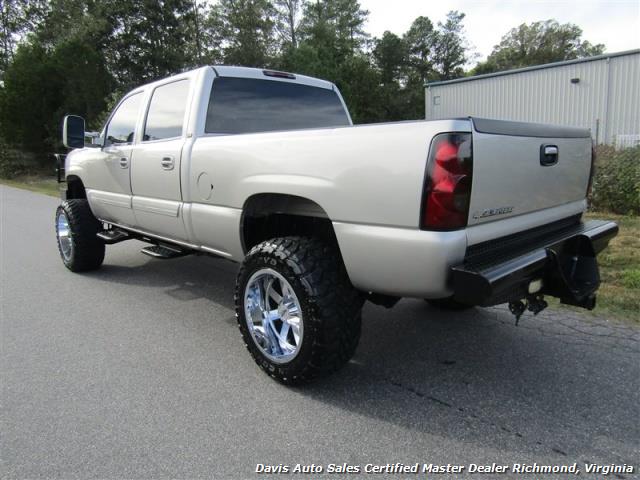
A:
[244, 268, 304, 363]
[56, 210, 73, 261]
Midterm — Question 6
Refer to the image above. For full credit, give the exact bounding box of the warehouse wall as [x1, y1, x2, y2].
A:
[425, 51, 640, 145]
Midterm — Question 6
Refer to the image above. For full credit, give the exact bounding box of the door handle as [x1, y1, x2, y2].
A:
[119, 157, 129, 169]
[540, 145, 558, 166]
[161, 155, 175, 170]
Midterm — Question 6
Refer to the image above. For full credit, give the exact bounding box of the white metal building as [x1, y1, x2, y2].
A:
[425, 49, 640, 146]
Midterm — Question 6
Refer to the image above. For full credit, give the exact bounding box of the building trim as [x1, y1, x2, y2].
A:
[425, 49, 640, 87]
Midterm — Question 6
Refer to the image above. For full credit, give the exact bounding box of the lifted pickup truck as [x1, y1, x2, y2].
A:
[56, 66, 617, 384]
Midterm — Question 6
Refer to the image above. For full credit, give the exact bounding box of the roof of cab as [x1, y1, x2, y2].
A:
[128, 65, 335, 96]
[212, 65, 335, 90]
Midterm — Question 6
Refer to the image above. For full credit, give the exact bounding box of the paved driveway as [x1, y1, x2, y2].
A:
[2, 185, 638, 479]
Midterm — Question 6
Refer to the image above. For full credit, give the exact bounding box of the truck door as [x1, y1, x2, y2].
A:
[85, 92, 143, 226]
[130, 79, 191, 241]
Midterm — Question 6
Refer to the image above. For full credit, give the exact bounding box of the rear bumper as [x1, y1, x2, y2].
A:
[451, 220, 618, 308]
[333, 222, 467, 298]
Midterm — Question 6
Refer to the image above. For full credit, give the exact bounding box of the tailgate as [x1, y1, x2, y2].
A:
[468, 118, 592, 226]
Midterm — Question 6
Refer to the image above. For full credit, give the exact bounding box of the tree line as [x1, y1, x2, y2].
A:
[0, 0, 604, 160]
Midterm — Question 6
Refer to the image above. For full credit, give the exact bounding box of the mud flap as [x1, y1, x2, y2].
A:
[544, 235, 600, 310]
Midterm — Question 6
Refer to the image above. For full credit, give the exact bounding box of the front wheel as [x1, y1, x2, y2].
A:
[55, 199, 105, 272]
[235, 237, 363, 384]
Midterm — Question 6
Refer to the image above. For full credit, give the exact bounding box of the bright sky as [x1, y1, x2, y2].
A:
[359, 0, 640, 62]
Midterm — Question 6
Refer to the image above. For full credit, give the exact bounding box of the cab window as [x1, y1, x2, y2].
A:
[143, 80, 190, 141]
[104, 93, 143, 146]
[205, 77, 350, 134]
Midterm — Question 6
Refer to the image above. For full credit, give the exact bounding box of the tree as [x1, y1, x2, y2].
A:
[274, 0, 305, 49]
[0, 0, 114, 156]
[215, 0, 277, 67]
[0, 38, 111, 155]
[26, 0, 201, 88]
[371, 10, 471, 120]
[51, 37, 114, 128]
[106, 0, 199, 88]
[432, 11, 468, 80]
[192, 0, 204, 63]
[373, 31, 407, 85]
[372, 31, 414, 121]
[32, 0, 96, 48]
[293, 0, 338, 76]
[474, 20, 605, 74]
[1, 0, 23, 76]
[287, 0, 372, 121]
[0, 0, 113, 159]
[0, 0, 485, 159]
[0, 0, 47, 78]
[335, 54, 384, 123]
[0, 42, 58, 153]
[282, 0, 370, 97]
[403, 16, 437, 84]
[196, 3, 225, 64]
[298, 0, 369, 60]
[331, 0, 369, 54]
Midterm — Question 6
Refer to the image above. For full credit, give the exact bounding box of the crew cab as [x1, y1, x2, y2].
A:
[55, 66, 618, 383]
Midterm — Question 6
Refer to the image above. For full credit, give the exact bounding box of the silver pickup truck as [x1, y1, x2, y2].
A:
[56, 65, 618, 383]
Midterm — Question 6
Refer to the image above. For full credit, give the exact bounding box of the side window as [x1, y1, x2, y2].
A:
[105, 93, 143, 146]
[144, 80, 190, 141]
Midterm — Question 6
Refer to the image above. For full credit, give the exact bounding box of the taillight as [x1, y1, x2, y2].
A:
[586, 143, 596, 197]
[421, 133, 473, 230]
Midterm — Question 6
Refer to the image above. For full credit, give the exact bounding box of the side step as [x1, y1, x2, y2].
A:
[141, 244, 190, 259]
[97, 229, 130, 244]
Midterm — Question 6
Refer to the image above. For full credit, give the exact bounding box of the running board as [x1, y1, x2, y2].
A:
[140, 245, 190, 259]
[97, 229, 130, 244]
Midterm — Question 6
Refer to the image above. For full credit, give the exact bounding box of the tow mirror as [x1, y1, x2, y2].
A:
[62, 115, 86, 149]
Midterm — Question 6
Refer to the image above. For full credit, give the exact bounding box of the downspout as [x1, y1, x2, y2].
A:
[425, 83, 430, 120]
[603, 57, 612, 145]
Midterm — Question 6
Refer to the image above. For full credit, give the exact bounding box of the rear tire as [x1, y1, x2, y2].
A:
[55, 199, 105, 272]
[425, 297, 474, 311]
[235, 236, 363, 384]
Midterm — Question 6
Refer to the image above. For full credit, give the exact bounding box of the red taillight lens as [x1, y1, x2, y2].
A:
[421, 133, 473, 230]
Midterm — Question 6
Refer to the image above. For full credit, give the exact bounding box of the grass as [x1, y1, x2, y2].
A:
[0, 175, 61, 197]
[547, 212, 639, 324]
[2, 175, 638, 323]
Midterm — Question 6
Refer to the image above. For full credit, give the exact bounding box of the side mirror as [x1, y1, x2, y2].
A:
[62, 115, 86, 149]
[86, 131, 103, 147]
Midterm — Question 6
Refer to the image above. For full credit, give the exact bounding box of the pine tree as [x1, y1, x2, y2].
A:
[215, 0, 277, 67]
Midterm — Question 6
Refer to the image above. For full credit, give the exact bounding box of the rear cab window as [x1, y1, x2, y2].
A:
[205, 77, 350, 134]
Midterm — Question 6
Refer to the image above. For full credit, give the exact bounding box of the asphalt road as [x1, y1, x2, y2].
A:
[1, 185, 639, 479]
